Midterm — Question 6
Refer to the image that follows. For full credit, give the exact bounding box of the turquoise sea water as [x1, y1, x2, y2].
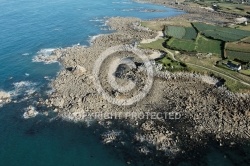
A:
[0, 0, 249, 165]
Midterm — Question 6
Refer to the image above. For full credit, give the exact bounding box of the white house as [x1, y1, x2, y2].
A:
[227, 61, 242, 71]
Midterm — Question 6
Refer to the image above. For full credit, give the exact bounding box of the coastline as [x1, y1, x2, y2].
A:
[136, 0, 237, 21]
[37, 1, 250, 164]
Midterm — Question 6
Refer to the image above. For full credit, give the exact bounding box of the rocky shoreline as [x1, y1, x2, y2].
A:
[35, 2, 250, 165]
[137, 0, 238, 23]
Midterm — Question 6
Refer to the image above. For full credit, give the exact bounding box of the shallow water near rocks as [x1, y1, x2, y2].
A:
[0, 0, 249, 165]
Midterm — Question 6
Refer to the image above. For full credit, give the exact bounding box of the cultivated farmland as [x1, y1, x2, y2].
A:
[164, 26, 186, 39]
[182, 27, 197, 40]
[165, 35, 222, 55]
[225, 42, 250, 62]
[163, 22, 250, 62]
[192, 22, 250, 42]
[192, 22, 220, 31]
[242, 37, 250, 44]
[166, 38, 196, 52]
[196, 36, 222, 54]
[225, 50, 250, 62]
[202, 30, 244, 42]
[226, 42, 250, 53]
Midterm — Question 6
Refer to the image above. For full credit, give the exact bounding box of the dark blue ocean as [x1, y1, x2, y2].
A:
[0, 0, 248, 165]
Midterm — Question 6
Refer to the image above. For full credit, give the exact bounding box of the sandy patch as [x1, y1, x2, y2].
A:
[141, 31, 163, 44]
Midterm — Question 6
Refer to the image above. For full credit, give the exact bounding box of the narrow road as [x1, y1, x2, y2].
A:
[187, 63, 250, 87]
[164, 48, 176, 61]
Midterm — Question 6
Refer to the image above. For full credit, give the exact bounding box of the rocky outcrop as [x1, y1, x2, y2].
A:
[23, 106, 39, 119]
[0, 91, 11, 106]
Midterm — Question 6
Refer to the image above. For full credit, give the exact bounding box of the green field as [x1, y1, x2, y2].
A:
[164, 26, 186, 39]
[164, 22, 250, 55]
[226, 50, 250, 62]
[196, 35, 222, 54]
[202, 30, 244, 42]
[192, 22, 250, 42]
[166, 38, 196, 52]
[225, 42, 250, 62]
[166, 35, 222, 54]
[240, 69, 250, 76]
[192, 22, 220, 31]
[226, 42, 250, 53]
[164, 25, 197, 40]
[182, 27, 197, 40]
[157, 56, 187, 71]
[242, 37, 250, 44]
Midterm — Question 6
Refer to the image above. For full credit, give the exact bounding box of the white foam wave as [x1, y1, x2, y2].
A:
[0, 81, 38, 105]
[122, 8, 136, 12]
[22, 53, 29, 56]
[100, 24, 108, 27]
[44, 76, 55, 82]
[72, 43, 81, 47]
[112, 1, 132, 4]
[88, 34, 105, 45]
[89, 17, 108, 26]
[37, 48, 55, 56]
[100, 28, 109, 31]
[44, 76, 50, 80]
[90, 17, 110, 32]
[89, 18, 104, 22]
[11, 81, 38, 97]
[53, 28, 62, 31]
[32, 48, 59, 64]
